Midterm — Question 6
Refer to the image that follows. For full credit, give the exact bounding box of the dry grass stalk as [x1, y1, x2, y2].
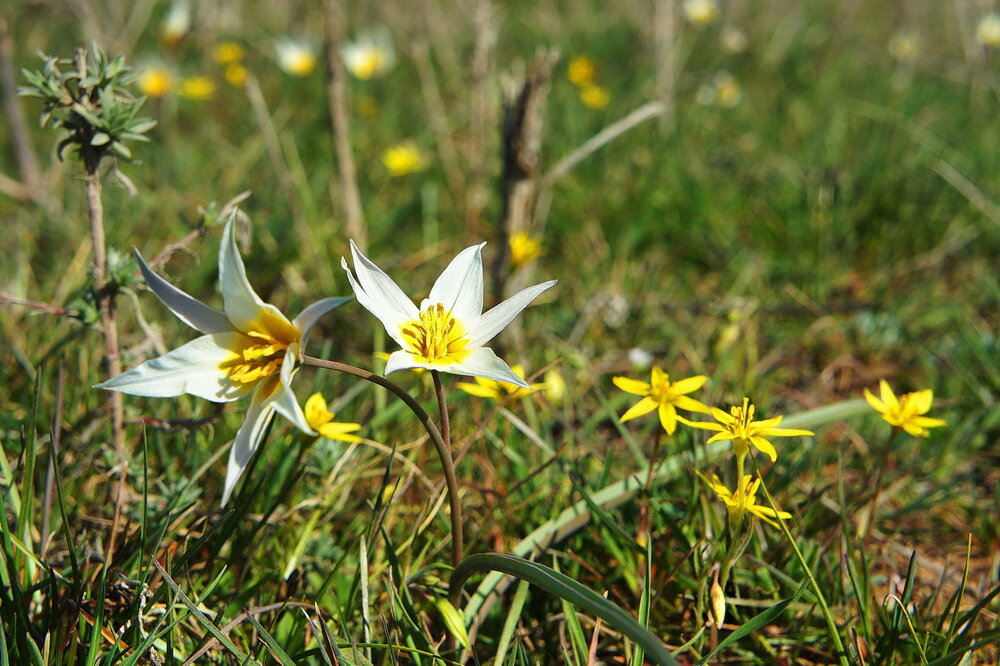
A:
[323, 0, 367, 249]
[0, 19, 42, 201]
[412, 36, 466, 209]
[491, 49, 558, 305]
[465, 0, 500, 234]
[653, 0, 678, 134]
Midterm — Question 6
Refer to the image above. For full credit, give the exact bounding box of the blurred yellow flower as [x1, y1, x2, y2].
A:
[214, 42, 246, 66]
[137, 67, 174, 98]
[225, 63, 248, 87]
[567, 55, 597, 87]
[276, 38, 317, 76]
[684, 398, 812, 462]
[579, 84, 610, 109]
[976, 12, 1000, 48]
[342, 28, 396, 80]
[543, 367, 567, 405]
[614, 367, 709, 435]
[888, 31, 920, 62]
[683, 0, 719, 26]
[304, 393, 363, 442]
[179, 76, 215, 100]
[697, 471, 791, 527]
[863, 379, 946, 437]
[381, 142, 425, 176]
[161, 0, 191, 48]
[456, 365, 543, 400]
[509, 232, 543, 268]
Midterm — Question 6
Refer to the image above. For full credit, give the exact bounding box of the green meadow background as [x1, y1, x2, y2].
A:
[1, 0, 997, 663]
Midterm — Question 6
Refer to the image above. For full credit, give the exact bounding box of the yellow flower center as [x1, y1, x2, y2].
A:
[727, 397, 756, 438]
[353, 50, 388, 79]
[400, 303, 470, 365]
[220, 312, 299, 384]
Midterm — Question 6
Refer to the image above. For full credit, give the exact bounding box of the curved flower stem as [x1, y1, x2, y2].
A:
[431, 370, 452, 451]
[301, 356, 465, 574]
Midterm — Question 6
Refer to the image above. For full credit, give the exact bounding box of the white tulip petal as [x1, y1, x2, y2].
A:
[467, 280, 557, 347]
[135, 250, 230, 335]
[219, 217, 270, 332]
[427, 243, 486, 321]
[221, 395, 274, 506]
[383, 349, 423, 375]
[293, 296, 352, 349]
[261, 350, 315, 435]
[384, 347, 530, 388]
[96, 333, 250, 402]
[341, 241, 417, 344]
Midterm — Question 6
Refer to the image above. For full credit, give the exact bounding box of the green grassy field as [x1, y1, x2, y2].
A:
[1, 1, 998, 664]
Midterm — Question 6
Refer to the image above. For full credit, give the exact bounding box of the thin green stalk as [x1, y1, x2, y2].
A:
[301, 357, 464, 573]
[755, 474, 850, 666]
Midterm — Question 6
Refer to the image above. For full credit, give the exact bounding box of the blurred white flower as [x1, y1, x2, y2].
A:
[683, 0, 719, 27]
[697, 70, 742, 108]
[720, 25, 748, 53]
[976, 12, 1000, 48]
[276, 38, 318, 76]
[341, 27, 396, 80]
[161, 0, 191, 47]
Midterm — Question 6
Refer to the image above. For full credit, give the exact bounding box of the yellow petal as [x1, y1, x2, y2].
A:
[671, 375, 707, 394]
[613, 376, 651, 396]
[658, 403, 678, 435]
[457, 381, 500, 399]
[749, 436, 778, 461]
[863, 387, 885, 413]
[879, 379, 899, 411]
[620, 397, 657, 422]
[673, 394, 710, 413]
[907, 389, 934, 414]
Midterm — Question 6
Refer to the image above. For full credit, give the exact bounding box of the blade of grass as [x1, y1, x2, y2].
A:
[452, 553, 678, 666]
[493, 578, 530, 665]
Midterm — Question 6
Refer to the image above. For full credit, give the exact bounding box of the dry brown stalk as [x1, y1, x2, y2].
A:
[491, 49, 558, 305]
[0, 19, 42, 200]
[465, 0, 500, 233]
[653, 0, 678, 134]
[323, 0, 367, 249]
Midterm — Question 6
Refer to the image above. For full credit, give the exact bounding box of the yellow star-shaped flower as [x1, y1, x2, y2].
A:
[863, 380, 946, 437]
[684, 398, 812, 462]
[697, 471, 791, 527]
[613, 367, 709, 435]
[304, 393, 363, 442]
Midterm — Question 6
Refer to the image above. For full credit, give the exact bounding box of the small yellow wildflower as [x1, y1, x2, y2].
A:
[613, 367, 709, 435]
[683, 0, 719, 27]
[225, 64, 248, 87]
[509, 232, 543, 268]
[543, 367, 567, 405]
[579, 84, 610, 109]
[976, 12, 1000, 48]
[456, 365, 543, 400]
[276, 38, 317, 76]
[137, 67, 174, 98]
[863, 379, 946, 437]
[179, 76, 215, 100]
[381, 142, 425, 176]
[214, 42, 246, 66]
[684, 398, 812, 462]
[567, 55, 597, 87]
[697, 471, 792, 527]
[304, 393, 363, 442]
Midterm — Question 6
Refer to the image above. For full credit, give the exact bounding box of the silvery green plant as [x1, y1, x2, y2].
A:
[19, 43, 155, 170]
[20, 43, 156, 455]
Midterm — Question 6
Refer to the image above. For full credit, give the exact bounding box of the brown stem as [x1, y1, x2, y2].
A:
[323, 0, 367, 249]
[301, 356, 464, 574]
[431, 370, 452, 451]
[0, 19, 42, 198]
[85, 169, 126, 457]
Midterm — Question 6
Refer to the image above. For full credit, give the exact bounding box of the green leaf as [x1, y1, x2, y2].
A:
[451, 553, 677, 666]
[90, 132, 111, 146]
[695, 584, 805, 665]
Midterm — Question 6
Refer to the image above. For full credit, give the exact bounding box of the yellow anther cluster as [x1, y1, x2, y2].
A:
[400, 303, 468, 364]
